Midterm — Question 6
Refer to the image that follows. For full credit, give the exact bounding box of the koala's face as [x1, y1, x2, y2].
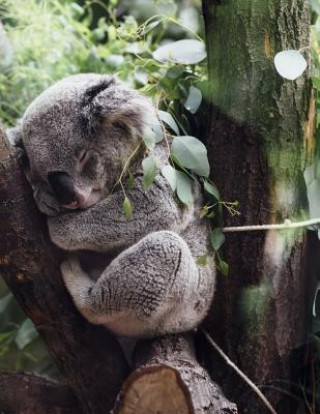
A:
[13, 74, 158, 216]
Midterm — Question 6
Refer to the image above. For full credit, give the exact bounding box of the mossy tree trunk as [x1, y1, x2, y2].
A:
[201, 1, 314, 413]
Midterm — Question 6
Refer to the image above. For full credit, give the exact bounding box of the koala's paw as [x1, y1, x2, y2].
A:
[60, 256, 83, 290]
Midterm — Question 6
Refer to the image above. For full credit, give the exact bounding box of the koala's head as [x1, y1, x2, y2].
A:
[9, 74, 159, 216]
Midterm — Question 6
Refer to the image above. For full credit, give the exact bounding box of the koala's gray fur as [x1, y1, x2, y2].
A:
[9, 74, 215, 337]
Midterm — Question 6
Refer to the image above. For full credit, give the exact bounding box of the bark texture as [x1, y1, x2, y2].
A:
[0, 126, 130, 413]
[114, 334, 237, 414]
[202, 1, 312, 413]
[0, 372, 79, 414]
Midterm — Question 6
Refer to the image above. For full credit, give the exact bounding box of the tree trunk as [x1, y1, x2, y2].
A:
[201, 1, 313, 413]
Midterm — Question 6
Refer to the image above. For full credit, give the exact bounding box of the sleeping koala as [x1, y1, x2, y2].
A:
[9, 74, 215, 337]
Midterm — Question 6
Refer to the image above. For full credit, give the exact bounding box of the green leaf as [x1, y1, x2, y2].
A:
[143, 124, 163, 150]
[166, 65, 184, 79]
[153, 40, 207, 64]
[135, 66, 148, 86]
[142, 156, 158, 191]
[123, 196, 133, 220]
[217, 259, 229, 276]
[210, 228, 225, 251]
[204, 181, 220, 200]
[158, 110, 179, 135]
[15, 319, 38, 350]
[141, 20, 161, 35]
[196, 253, 208, 266]
[171, 136, 210, 177]
[312, 77, 320, 91]
[176, 171, 193, 205]
[143, 134, 156, 150]
[184, 86, 202, 114]
[161, 165, 177, 191]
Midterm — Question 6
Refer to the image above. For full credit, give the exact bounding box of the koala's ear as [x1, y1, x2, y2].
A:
[81, 76, 159, 139]
[7, 123, 28, 165]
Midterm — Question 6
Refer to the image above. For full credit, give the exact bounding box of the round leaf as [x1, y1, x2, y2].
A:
[171, 136, 210, 177]
[210, 228, 225, 251]
[176, 171, 193, 205]
[158, 110, 180, 135]
[184, 86, 202, 114]
[161, 165, 177, 191]
[203, 181, 220, 200]
[153, 40, 207, 65]
[274, 50, 307, 80]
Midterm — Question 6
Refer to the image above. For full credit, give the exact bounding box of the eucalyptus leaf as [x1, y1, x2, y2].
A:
[312, 77, 320, 91]
[141, 20, 161, 35]
[196, 253, 208, 266]
[15, 319, 38, 350]
[217, 259, 229, 276]
[171, 136, 210, 177]
[166, 65, 184, 79]
[176, 171, 193, 205]
[135, 66, 148, 85]
[153, 39, 207, 65]
[204, 181, 220, 200]
[158, 110, 179, 135]
[210, 228, 225, 251]
[142, 156, 158, 190]
[143, 134, 155, 150]
[123, 196, 133, 220]
[184, 86, 202, 114]
[274, 50, 307, 80]
[161, 165, 177, 191]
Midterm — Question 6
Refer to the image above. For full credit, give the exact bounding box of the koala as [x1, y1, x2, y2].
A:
[9, 74, 216, 338]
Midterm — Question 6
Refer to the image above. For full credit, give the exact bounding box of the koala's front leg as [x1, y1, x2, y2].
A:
[60, 231, 215, 337]
[48, 176, 182, 252]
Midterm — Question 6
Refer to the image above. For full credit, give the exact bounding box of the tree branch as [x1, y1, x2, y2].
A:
[0, 126, 130, 413]
[114, 334, 238, 414]
[0, 372, 79, 414]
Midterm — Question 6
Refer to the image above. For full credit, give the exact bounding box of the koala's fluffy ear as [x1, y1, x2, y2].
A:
[81, 75, 159, 139]
[7, 122, 28, 165]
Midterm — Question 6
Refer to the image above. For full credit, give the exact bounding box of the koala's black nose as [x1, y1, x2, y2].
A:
[47, 172, 77, 205]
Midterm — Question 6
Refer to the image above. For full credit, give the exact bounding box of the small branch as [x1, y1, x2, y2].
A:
[0, 372, 79, 414]
[113, 334, 238, 414]
[223, 218, 320, 233]
[202, 330, 277, 414]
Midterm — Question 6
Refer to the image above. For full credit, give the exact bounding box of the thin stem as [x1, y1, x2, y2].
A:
[223, 218, 320, 233]
[202, 329, 278, 414]
[112, 143, 142, 193]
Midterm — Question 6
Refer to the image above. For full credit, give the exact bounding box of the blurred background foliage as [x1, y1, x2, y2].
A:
[0, 0, 206, 378]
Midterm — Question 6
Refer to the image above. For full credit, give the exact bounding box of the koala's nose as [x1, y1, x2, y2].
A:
[47, 172, 78, 206]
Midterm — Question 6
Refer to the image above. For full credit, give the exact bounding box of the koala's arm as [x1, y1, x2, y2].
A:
[48, 175, 185, 252]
